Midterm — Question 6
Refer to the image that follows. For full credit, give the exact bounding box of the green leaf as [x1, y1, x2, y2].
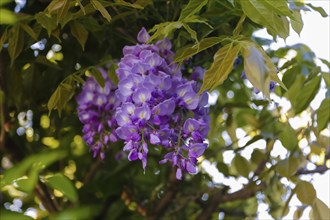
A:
[174, 37, 223, 63]
[294, 76, 321, 114]
[0, 0, 13, 6]
[0, 8, 17, 24]
[261, 0, 291, 17]
[241, 42, 271, 98]
[316, 98, 330, 132]
[279, 124, 298, 151]
[90, 68, 105, 87]
[91, 0, 111, 22]
[45, 174, 78, 203]
[291, 11, 303, 35]
[20, 23, 38, 40]
[72, 74, 85, 84]
[114, 0, 144, 9]
[70, 20, 88, 50]
[309, 198, 330, 220]
[46, 0, 65, 13]
[35, 56, 62, 70]
[77, 0, 86, 15]
[35, 12, 57, 36]
[293, 206, 306, 220]
[108, 64, 119, 85]
[0, 28, 8, 53]
[232, 154, 250, 178]
[182, 23, 198, 43]
[1, 150, 66, 187]
[0, 210, 33, 220]
[233, 14, 246, 36]
[251, 148, 265, 166]
[15, 169, 39, 193]
[307, 3, 328, 17]
[199, 42, 241, 93]
[295, 181, 316, 205]
[57, 0, 70, 25]
[47, 77, 75, 114]
[285, 73, 304, 104]
[320, 59, 330, 71]
[240, 0, 289, 39]
[8, 26, 24, 65]
[50, 205, 101, 220]
[276, 157, 300, 178]
[148, 21, 183, 43]
[179, 0, 208, 21]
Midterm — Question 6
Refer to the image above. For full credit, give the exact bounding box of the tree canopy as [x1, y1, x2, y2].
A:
[0, 0, 329, 219]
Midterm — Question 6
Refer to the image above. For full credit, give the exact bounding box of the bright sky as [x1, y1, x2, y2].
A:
[204, 1, 330, 219]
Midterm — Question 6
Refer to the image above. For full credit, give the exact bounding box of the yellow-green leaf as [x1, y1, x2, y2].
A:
[309, 198, 330, 220]
[240, 0, 289, 39]
[232, 154, 250, 178]
[199, 42, 241, 93]
[261, 0, 291, 17]
[295, 181, 316, 205]
[114, 0, 144, 9]
[91, 0, 111, 22]
[70, 20, 88, 50]
[182, 23, 198, 43]
[317, 98, 330, 133]
[46, 0, 65, 13]
[0, 8, 17, 24]
[77, 0, 86, 15]
[57, 0, 70, 25]
[293, 206, 306, 220]
[15, 169, 39, 193]
[291, 11, 303, 35]
[241, 42, 271, 98]
[20, 23, 38, 40]
[174, 37, 223, 63]
[294, 76, 321, 114]
[45, 173, 78, 203]
[276, 157, 300, 178]
[35, 12, 57, 36]
[48, 77, 75, 114]
[179, 0, 208, 21]
[8, 26, 24, 65]
[279, 124, 298, 151]
[0, 210, 33, 220]
[148, 21, 182, 43]
[90, 68, 105, 87]
[0, 28, 8, 53]
[233, 14, 246, 36]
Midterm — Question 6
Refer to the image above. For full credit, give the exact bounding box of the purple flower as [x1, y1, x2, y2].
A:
[135, 104, 151, 121]
[132, 87, 151, 104]
[77, 28, 210, 179]
[137, 27, 150, 44]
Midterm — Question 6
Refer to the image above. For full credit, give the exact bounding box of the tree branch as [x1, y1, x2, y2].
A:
[147, 169, 178, 220]
[196, 182, 265, 220]
[296, 165, 329, 175]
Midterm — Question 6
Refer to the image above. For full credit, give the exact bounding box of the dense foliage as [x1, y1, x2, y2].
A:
[0, 0, 329, 219]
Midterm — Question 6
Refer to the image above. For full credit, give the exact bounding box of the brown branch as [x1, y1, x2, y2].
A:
[147, 169, 179, 220]
[296, 165, 329, 175]
[35, 181, 59, 213]
[196, 182, 265, 220]
[83, 156, 103, 185]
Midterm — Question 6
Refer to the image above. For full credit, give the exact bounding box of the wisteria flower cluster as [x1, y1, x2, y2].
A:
[77, 28, 210, 180]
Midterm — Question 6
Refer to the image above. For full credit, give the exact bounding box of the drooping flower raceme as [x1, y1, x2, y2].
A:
[77, 69, 120, 159]
[77, 28, 210, 180]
